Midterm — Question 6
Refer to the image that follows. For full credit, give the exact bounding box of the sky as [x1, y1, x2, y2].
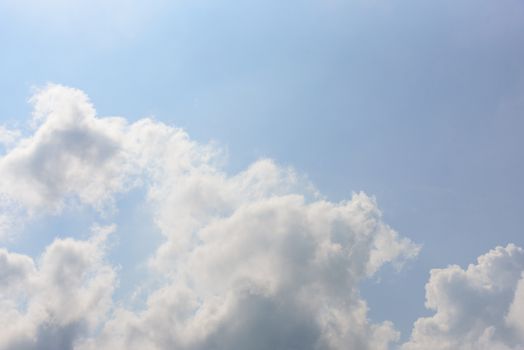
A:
[0, 1, 523, 349]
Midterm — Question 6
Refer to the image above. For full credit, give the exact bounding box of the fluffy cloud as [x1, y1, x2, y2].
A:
[507, 276, 524, 342]
[3, 84, 524, 350]
[403, 244, 524, 350]
[79, 192, 418, 350]
[0, 84, 206, 217]
[0, 225, 116, 350]
[0, 85, 129, 213]
[0, 85, 422, 349]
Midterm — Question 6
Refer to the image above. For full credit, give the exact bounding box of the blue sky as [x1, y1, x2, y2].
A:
[1, 1, 524, 349]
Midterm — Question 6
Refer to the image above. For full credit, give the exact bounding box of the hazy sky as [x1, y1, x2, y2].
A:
[1, 1, 523, 349]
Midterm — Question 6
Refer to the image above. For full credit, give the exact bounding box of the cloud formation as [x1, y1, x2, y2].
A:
[0, 225, 116, 350]
[0, 85, 421, 349]
[1, 85, 522, 349]
[79, 191, 419, 350]
[403, 244, 524, 350]
[0, 85, 132, 213]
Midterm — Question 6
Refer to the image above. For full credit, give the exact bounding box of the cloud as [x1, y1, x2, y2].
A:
[402, 244, 524, 350]
[0, 225, 116, 350]
[0, 126, 21, 148]
[507, 276, 524, 343]
[3, 84, 524, 350]
[0, 84, 205, 216]
[79, 192, 417, 350]
[0, 85, 129, 214]
[0, 84, 423, 349]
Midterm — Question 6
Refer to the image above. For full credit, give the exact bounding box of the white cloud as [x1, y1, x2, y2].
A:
[0, 84, 423, 349]
[0, 85, 130, 214]
[0, 84, 200, 216]
[507, 275, 524, 342]
[402, 244, 524, 350]
[0, 248, 35, 293]
[0, 225, 116, 350]
[0, 125, 21, 148]
[4, 83, 524, 349]
[79, 192, 418, 350]
[4, 83, 524, 350]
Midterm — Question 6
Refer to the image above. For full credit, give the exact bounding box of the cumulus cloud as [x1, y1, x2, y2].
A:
[402, 244, 524, 350]
[507, 276, 524, 342]
[0, 225, 116, 350]
[79, 192, 418, 350]
[0, 84, 205, 216]
[0, 84, 424, 349]
[3, 84, 524, 350]
[0, 85, 129, 213]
